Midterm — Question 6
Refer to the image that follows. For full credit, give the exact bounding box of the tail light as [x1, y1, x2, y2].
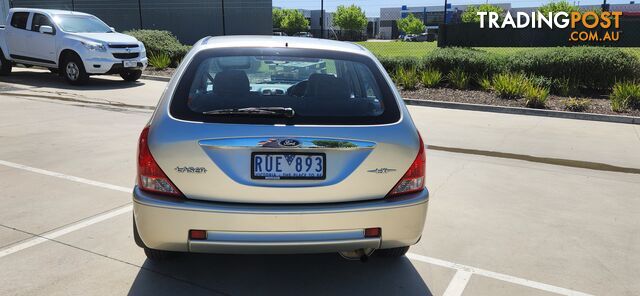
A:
[137, 126, 182, 196]
[387, 133, 425, 197]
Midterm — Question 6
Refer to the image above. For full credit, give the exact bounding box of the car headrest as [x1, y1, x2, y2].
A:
[213, 70, 250, 96]
[304, 73, 350, 100]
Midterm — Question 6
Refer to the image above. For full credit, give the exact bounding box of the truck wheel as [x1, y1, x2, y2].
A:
[62, 55, 89, 85]
[120, 69, 142, 82]
[375, 246, 410, 258]
[0, 51, 12, 76]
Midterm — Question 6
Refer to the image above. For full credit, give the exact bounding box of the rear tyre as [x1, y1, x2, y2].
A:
[0, 50, 12, 76]
[62, 54, 89, 85]
[375, 246, 410, 258]
[144, 247, 172, 261]
[132, 216, 146, 248]
[120, 69, 142, 82]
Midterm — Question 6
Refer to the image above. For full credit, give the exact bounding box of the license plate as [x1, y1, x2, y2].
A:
[252, 153, 325, 180]
[123, 61, 137, 68]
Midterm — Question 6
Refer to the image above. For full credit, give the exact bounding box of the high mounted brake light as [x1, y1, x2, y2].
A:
[387, 133, 425, 197]
[137, 126, 182, 196]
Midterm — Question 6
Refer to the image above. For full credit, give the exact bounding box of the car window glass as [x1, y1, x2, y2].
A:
[31, 13, 55, 34]
[171, 48, 400, 125]
[10, 12, 29, 29]
[53, 15, 111, 33]
[186, 55, 385, 118]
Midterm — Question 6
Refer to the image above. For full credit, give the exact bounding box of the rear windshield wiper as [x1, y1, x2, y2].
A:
[203, 107, 295, 118]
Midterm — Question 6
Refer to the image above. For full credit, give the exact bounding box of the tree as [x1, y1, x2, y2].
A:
[461, 4, 504, 23]
[538, 0, 579, 14]
[273, 8, 285, 29]
[397, 14, 425, 35]
[333, 5, 368, 31]
[281, 9, 309, 36]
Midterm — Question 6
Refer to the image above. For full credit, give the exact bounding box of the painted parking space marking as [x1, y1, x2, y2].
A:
[0, 159, 594, 296]
[0, 159, 131, 193]
[0, 204, 132, 259]
[442, 270, 472, 296]
[407, 253, 594, 296]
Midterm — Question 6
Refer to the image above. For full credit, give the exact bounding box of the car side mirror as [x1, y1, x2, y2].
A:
[39, 25, 54, 35]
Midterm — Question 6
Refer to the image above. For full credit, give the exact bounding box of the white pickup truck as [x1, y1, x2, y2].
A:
[0, 8, 147, 85]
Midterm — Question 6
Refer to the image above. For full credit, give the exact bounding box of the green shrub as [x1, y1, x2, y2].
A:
[379, 57, 422, 74]
[524, 85, 549, 109]
[148, 52, 171, 70]
[508, 47, 640, 91]
[420, 68, 442, 88]
[492, 73, 530, 99]
[610, 81, 640, 112]
[393, 67, 420, 90]
[527, 75, 554, 89]
[426, 47, 505, 78]
[447, 68, 470, 89]
[123, 29, 190, 67]
[478, 75, 493, 91]
[562, 98, 591, 112]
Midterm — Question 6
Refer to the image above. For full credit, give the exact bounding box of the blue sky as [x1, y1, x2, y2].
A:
[273, 0, 635, 16]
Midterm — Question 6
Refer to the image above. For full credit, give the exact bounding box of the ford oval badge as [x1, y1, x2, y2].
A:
[279, 139, 301, 147]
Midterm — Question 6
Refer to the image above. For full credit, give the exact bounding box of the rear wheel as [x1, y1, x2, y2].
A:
[62, 54, 89, 85]
[0, 50, 12, 76]
[134, 216, 172, 261]
[375, 246, 410, 258]
[120, 69, 142, 82]
[144, 247, 172, 261]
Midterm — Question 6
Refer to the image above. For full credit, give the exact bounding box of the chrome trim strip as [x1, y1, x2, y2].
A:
[206, 229, 364, 242]
[199, 137, 376, 151]
[189, 238, 380, 254]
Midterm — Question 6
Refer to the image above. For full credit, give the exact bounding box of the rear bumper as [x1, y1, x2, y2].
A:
[133, 187, 429, 254]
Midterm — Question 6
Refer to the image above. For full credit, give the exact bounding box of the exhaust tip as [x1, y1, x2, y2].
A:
[339, 248, 375, 261]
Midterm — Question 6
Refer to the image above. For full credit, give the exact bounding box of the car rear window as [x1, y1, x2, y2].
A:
[170, 48, 400, 125]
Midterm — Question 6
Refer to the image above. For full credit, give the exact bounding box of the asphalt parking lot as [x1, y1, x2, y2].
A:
[1, 69, 639, 296]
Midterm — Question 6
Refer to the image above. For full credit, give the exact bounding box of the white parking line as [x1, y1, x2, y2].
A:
[0, 204, 132, 258]
[0, 160, 131, 193]
[442, 270, 472, 296]
[407, 253, 594, 296]
[0, 159, 595, 296]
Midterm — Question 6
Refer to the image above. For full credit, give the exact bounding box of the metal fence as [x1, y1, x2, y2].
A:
[8, 0, 272, 44]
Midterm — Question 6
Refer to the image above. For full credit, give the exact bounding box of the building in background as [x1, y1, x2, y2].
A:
[379, 4, 511, 39]
[510, 2, 640, 14]
[367, 17, 380, 39]
[276, 9, 333, 38]
[6, 0, 272, 44]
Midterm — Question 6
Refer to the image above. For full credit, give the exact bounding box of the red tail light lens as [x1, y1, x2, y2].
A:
[387, 133, 425, 197]
[365, 227, 381, 238]
[137, 126, 182, 196]
[189, 230, 207, 240]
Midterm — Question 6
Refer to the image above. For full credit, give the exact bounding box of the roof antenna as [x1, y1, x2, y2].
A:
[285, 42, 288, 47]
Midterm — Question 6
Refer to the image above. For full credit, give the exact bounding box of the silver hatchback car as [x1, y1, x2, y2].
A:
[133, 36, 428, 261]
